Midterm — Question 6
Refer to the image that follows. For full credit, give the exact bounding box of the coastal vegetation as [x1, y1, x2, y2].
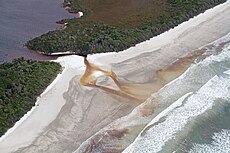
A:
[26, 0, 226, 55]
[0, 58, 61, 136]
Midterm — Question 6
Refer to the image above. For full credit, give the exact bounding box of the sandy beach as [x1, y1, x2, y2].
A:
[0, 1, 230, 153]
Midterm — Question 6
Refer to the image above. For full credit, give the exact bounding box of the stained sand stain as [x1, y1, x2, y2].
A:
[78, 49, 208, 152]
[80, 49, 205, 106]
[80, 57, 148, 103]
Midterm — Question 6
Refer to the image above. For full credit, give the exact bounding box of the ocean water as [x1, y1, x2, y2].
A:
[123, 40, 230, 152]
[72, 32, 230, 153]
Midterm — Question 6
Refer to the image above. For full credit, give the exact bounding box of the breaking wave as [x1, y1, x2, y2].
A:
[190, 130, 230, 153]
[123, 46, 230, 153]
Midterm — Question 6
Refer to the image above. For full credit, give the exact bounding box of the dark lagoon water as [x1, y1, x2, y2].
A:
[0, 0, 75, 62]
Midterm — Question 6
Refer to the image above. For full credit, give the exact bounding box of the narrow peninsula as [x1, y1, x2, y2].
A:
[26, 0, 226, 55]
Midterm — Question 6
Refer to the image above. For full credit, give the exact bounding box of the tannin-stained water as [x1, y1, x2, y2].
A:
[80, 57, 147, 103]
[80, 49, 206, 105]
[75, 39, 230, 153]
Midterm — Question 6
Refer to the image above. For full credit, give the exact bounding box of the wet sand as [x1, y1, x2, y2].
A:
[75, 40, 230, 152]
[75, 2, 230, 152]
[0, 1, 230, 153]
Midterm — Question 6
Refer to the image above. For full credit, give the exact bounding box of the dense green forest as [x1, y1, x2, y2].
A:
[26, 0, 226, 56]
[0, 58, 61, 136]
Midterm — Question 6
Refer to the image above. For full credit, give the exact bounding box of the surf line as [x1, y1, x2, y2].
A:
[80, 56, 145, 103]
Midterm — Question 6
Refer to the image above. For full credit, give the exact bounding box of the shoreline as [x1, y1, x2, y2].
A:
[122, 42, 230, 153]
[75, 35, 230, 153]
[0, 0, 75, 62]
[0, 68, 65, 143]
[74, 2, 230, 152]
[0, 57, 85, 153]
[0, 1, 230, 152]
[89, 0, 230, 65]
[25, 0, 229, 59]
[26, 0, 227, 56]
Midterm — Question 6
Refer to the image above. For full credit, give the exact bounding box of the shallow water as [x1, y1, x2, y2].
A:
[2, 1, 230, 152]
[0, 0, 74, 62]
[72, 30, 230, 153]
[123, 38, 230, 153]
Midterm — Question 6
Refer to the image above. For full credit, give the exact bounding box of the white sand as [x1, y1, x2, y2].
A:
[0, 68, 64, 142]
[50, 51, 73, 55]
[0, 56, 84, 153]
[88, 0, 230, 66]
[0, 1, 229, 152]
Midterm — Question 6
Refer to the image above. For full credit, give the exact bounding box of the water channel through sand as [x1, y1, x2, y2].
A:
[80, 48, 206, 105]
[2, 2, 229, 152]
[80, 57, 148, 103]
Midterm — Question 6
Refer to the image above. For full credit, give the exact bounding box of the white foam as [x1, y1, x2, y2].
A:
[3, 1, 229, 151]
[204, 49, 230, 63]
[224, 69, 230, 75]
[212, 32, 230, 46]
[142, 92, 193, 129]
[76, 44, 230, 153]
[190, 129, 230, 153]
[159, 47, 230, 100]
[123, 71, 230, 153]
